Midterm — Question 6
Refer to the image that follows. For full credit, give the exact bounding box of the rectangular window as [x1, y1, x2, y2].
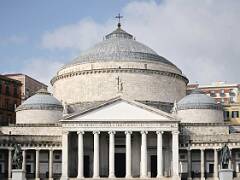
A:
[26, 164, 31, 173]
[5, 86, 10, 96]
[209, 164, 214, 173]
[180, 154, 186, 160]
[232, 111, 239, 118]
[223, 111, 230, 120]
[144, 64, 147, 69]
[14, 87, 18, 97]
[220, 89, 225, 97]
[26, 154, 31, 160]
[0, 82, 2, 94]
[210, 90, 216, 97]
[54, 154, 60, 160]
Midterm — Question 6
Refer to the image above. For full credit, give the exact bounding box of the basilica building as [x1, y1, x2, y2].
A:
[0, 22, 240, 180]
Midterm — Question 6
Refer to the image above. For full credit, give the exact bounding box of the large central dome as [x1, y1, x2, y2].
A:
[52, 24, 188, 104]
[63, 26, 176, 68]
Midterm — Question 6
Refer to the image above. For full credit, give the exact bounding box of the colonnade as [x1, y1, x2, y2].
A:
[187, 148, 233, 180]
[61, 130, 180, 179]
[7, 148, 55, 180]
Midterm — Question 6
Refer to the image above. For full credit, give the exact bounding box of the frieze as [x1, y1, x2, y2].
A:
[51, 67, 188, 85]
[61, 121, 178, 132]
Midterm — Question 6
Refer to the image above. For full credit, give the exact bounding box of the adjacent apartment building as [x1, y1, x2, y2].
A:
[0, 75, 21, 125]
[187, 81, 240, 124]
[5, 74, 48, 101]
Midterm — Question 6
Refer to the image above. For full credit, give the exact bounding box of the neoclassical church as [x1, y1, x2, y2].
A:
[0, 22, 240, 180]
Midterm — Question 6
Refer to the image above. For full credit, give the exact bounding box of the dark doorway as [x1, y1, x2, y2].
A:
[115, 153, 125, 177]
[151, 155, 157, 177]
[84, 155, 90, 177]
[209, 164, 214, 173]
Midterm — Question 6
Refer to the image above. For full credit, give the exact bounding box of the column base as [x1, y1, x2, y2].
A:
[48, 178, 54, 180]
[35, 178, 40, 180]
[187, 177, 192, 180]
[60, 176, 69, 180]
[200, 178, 205, 180]
[77, 176, 84, 179]
[172, 175, 181, 180]
[140, 175, 149, 179]
[108, 175, 116, 178]
[125, 175, 133, 178]
[93, 176, 100, 179]
[157, 175, 164, 178]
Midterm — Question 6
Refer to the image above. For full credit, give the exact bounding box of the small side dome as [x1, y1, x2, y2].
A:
[16, 89, 63, 124]
[177, 89, 220, 110]
[177, 89, 223, 123]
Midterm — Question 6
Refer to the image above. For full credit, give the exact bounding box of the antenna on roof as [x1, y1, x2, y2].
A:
[115, 13, 123, 28]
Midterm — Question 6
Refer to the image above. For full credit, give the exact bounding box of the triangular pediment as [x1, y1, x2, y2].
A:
[63, 98, 176, 122]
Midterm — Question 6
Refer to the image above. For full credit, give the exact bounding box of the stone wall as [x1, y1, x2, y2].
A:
[0, 125, 62, 136]
[181, 124, 228, 136]
[53, 62, 187, 104]
[178, 109, 224, 124]
[16, 109, 62, 124]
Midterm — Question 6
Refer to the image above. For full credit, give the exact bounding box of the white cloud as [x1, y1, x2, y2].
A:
[21, 58, 64, 91]
[41, 0, 240, 84]
[42, 18, 113, 51]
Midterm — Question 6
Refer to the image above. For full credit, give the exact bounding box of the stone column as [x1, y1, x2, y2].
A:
[187, 149, 192, 180]
[214, 149, 218, 180]
[172, 131, 180, 179]
[22, 150, 26, 172]
[93, 131, 100, 178]
[35, 150, 40, 180]
[229, 148, 232, 169]
[108, 131, 115, 178]
[200, 149, 205, 180]
[140, 131, 148, 178]
[125, 131, 132, 178]
[49, 149, 53, 180]
[77, 131, 84, 179]
[8, 149, 12, 180]
[61, 131, 69, 180]
[157, 131, 163, 178]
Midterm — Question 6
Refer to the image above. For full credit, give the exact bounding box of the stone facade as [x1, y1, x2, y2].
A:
[5, 74, 47, 102]
[16, 109, 63, 124]
[0, 75, 21, 125]
[177, 109, 224, 123]
[53, 62, 187, 104]
[1, 24, 240, 180]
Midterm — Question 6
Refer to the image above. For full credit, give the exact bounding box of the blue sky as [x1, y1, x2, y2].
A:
[0, 0, 132, 72]
[1, 0, 240, 86]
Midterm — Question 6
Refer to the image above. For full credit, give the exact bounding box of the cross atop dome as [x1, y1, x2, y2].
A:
[115, 13, 123, 28]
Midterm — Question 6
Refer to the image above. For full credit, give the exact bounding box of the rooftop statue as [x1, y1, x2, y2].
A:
[220, 144, 231, 169]
[12, 144, 23, 169]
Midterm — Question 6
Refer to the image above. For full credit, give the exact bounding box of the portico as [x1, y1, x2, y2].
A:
[60, 98, 180, 180]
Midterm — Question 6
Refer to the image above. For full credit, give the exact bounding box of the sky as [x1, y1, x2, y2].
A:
[0, 0, 240, 87]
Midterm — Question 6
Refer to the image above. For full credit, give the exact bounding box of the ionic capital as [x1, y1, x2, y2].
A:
[171, 131, 179, 135]
[125, 131, 132, 135]
[140, 131, 148, 135]
[108, 131, 116, 135]
[156, 131, 164, 135]
[62, 130, 69, 135]
[77, 131, 85, 135]
[93, 131, 100, 135]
